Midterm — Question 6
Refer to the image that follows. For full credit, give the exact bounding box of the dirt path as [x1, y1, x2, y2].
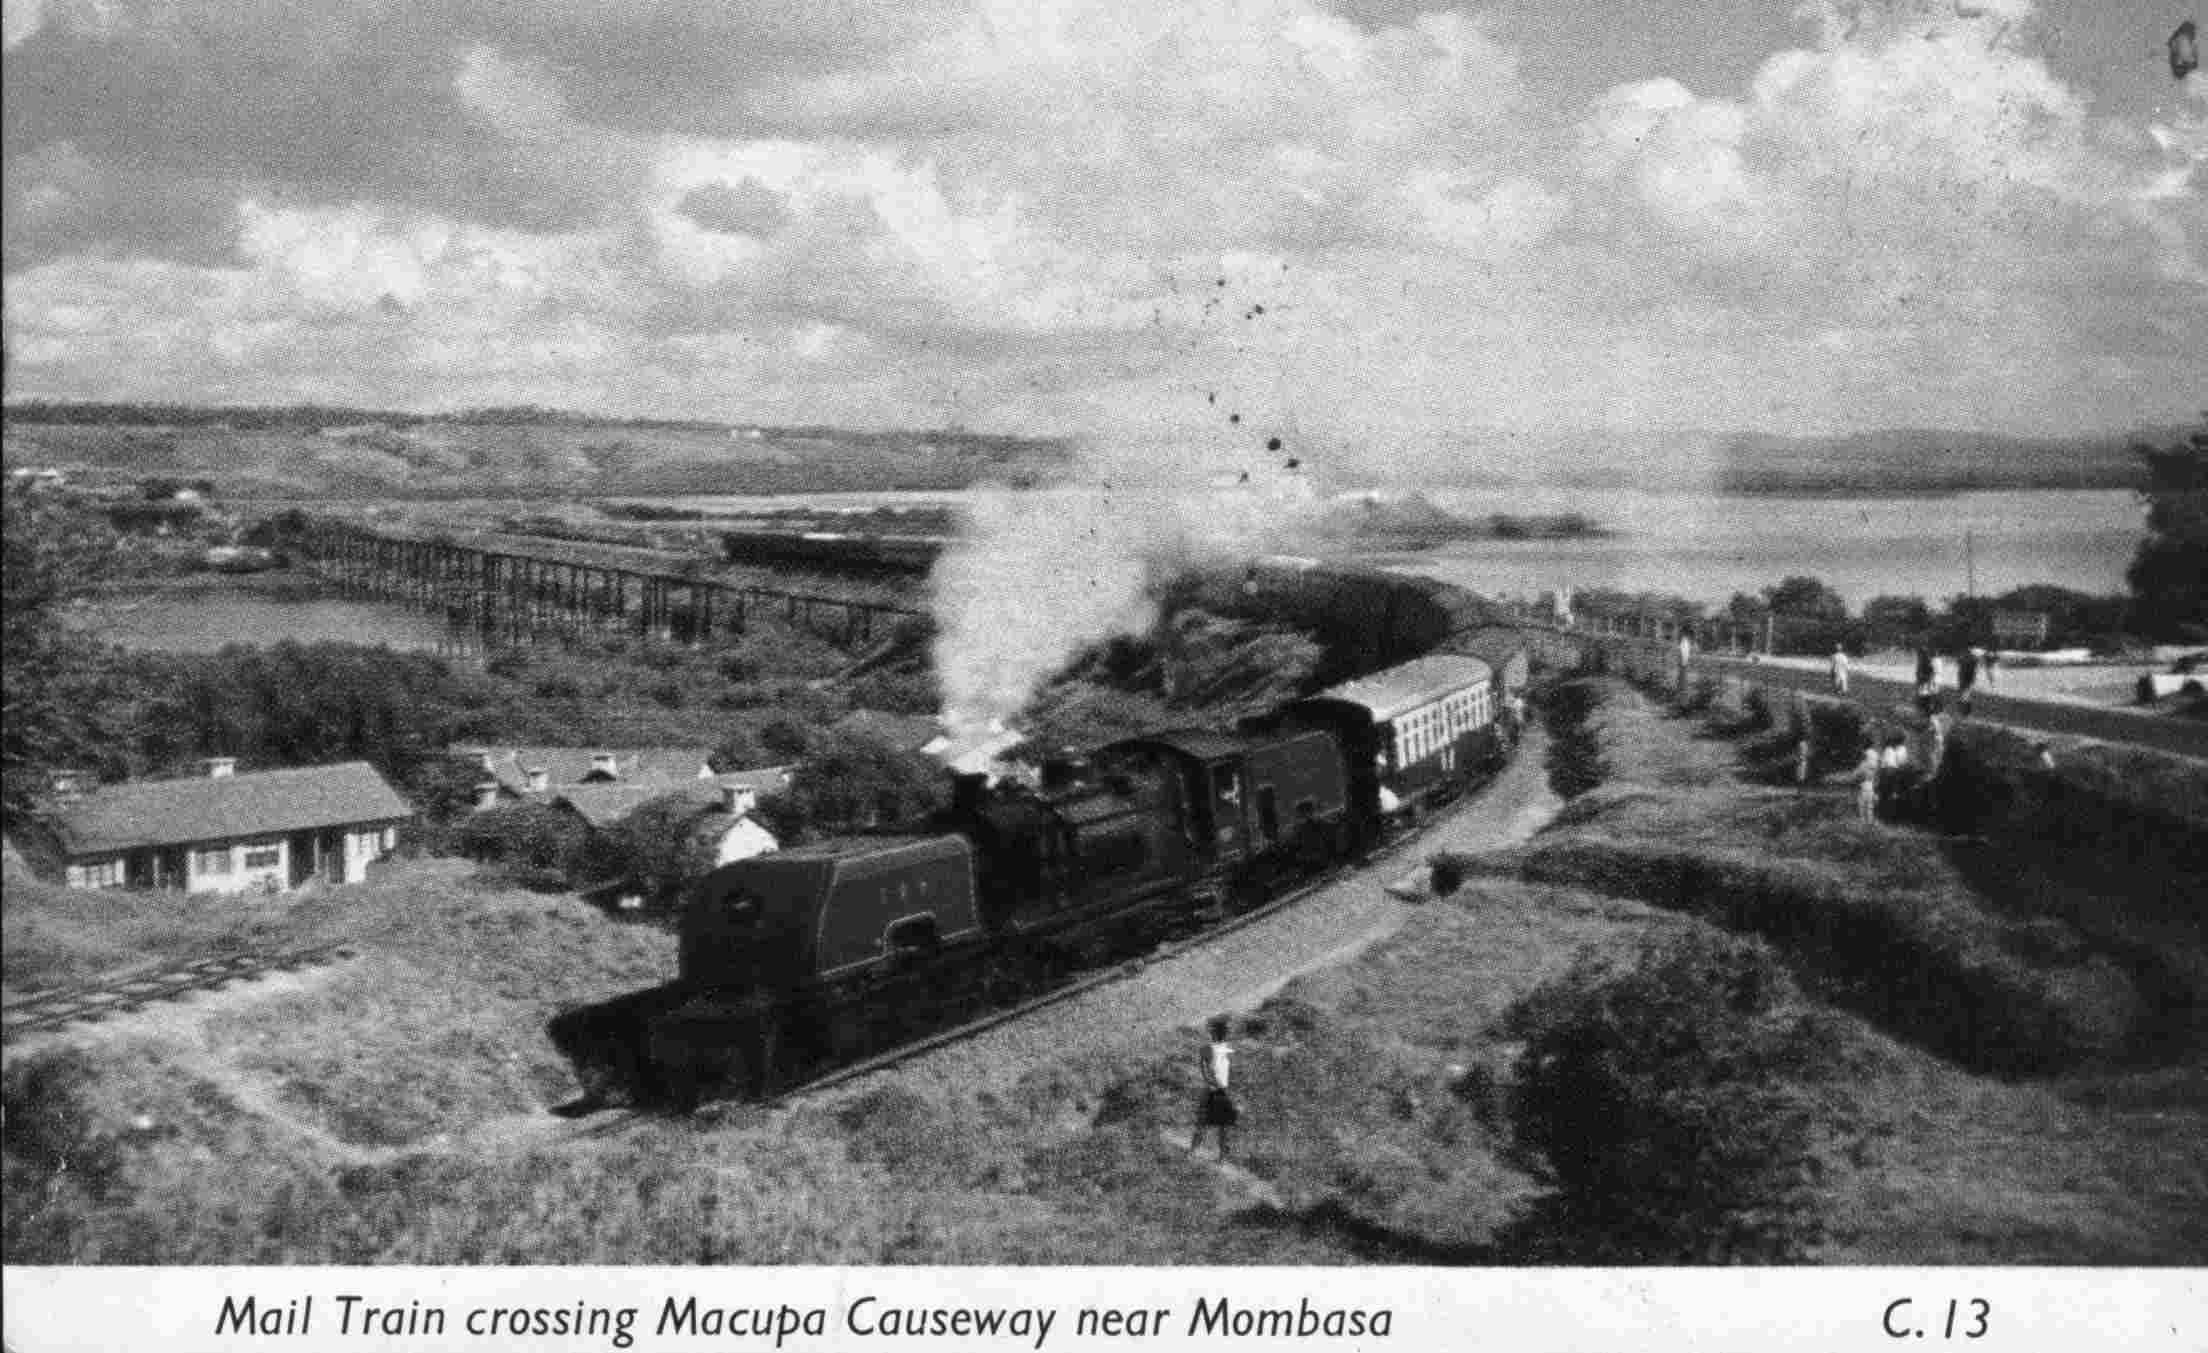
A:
[872, 729, 1563, 1100]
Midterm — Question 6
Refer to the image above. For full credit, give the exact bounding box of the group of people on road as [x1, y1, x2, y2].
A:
[1828, 642, 1997, 716]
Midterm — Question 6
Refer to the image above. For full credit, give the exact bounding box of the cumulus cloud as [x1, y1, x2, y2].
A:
[2, 0, 2201, 437]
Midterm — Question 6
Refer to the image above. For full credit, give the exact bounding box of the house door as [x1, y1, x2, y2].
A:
[288, 832, 316, 887]
[126, 851, 156, 888]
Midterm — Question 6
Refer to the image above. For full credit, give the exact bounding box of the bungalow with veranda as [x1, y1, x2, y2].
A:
[51, 759, 411, 894]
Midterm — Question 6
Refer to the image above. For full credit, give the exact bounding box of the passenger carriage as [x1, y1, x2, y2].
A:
[1286, 654, 1499, 841]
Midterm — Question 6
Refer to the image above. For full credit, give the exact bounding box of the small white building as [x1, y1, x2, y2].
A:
[52, 759, 411, 894]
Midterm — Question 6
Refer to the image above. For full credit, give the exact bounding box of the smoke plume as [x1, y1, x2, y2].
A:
[929, 433, 1322, 738]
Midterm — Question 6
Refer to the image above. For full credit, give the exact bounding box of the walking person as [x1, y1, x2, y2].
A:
[1830, 644, 1851, 696]
[1676, 631, 1694, 691]
[1855, 739, 1881, 824]
[1191, 1017, 1239, 1160]
[1915, 645, 1937, 714]
[1957, 647, 1981, 717]
[1878, 732, 1913, 820]
[1794, 735, 1813, 792]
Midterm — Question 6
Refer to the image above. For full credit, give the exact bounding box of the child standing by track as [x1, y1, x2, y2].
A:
[1192, 1018, 1239, 1160]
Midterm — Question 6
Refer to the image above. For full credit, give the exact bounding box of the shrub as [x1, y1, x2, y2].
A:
[1542, 682, 1609, 799]
[1743, 685, 1773, 732]
[1502, 930, 1829, 1263]
[845, 668, 941, 716]
[1805, 700, 1867, 770]
[450, 803, 591, 891]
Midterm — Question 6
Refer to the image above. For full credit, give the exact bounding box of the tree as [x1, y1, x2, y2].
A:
[1860, 595, 1931, 649]
[2, 495, 121, 824]
[2126, 424, 2208, 640]
[1761, 575, 1849, 622]
[451, 802, 591, 890]
[601, 794, 719, 904]
[762, 731, 948, 840]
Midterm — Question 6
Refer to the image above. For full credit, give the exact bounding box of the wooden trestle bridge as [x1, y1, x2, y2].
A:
[296, 520, 923, 650]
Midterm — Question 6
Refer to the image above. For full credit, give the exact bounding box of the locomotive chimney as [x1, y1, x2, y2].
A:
[951, 772, 990, 817]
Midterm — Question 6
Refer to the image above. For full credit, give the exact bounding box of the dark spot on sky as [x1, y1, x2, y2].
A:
[1229, 413, 1240, 425]
[1285, 457, 1300, 470]
[1266, 437, 1282, 452]
[1217, 278, 1228, 287]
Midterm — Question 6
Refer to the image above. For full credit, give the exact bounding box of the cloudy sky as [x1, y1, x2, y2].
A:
[4, 0, 2202, 447]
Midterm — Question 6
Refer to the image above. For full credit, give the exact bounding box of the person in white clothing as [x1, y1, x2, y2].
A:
[1855, 743, 1881, 824]
[1192, 1017, 1239, 1159]
[1830, 645, 1851, 695]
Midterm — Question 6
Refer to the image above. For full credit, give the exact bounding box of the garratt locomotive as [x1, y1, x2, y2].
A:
[548, 640, 1520, 1110]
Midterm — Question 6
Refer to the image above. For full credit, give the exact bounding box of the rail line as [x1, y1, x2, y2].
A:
[1, 942, 358, 1044]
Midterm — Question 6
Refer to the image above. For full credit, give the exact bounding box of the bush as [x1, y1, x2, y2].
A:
[1502, 930, 1830, 1263]
[1805, 700, 1867, 771]
[1542, 682, 1608, 799]
[450, 803, 591, 891]
[1743, 686, 1773, 732]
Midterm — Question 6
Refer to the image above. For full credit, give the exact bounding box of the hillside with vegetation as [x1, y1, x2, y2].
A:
[2, 404, 1070, 500]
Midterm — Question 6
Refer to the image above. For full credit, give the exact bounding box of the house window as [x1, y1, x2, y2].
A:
[74, 858, 124, 888]
[194, 847, 233, 875]
[243, 847, 281, 870]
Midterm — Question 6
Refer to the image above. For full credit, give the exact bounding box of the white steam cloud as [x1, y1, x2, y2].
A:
[929, 433, 1324, 738]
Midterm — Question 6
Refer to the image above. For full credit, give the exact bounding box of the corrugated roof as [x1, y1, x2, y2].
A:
[449, 745, 714, 796]
[1304, 654, 1494, 724]
[55, 762, 411, 856]
[556, 768, 791, 830]
[717, 766, 795, 795]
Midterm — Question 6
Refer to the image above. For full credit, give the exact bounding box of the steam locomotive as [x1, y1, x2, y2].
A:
[550, 642, 1526, 1111]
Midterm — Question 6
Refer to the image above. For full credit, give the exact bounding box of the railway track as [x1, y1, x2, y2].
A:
[1, 942, 358, 1045]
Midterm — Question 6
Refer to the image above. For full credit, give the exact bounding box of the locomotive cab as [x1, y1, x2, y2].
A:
[1100, 728, 1350, 887]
